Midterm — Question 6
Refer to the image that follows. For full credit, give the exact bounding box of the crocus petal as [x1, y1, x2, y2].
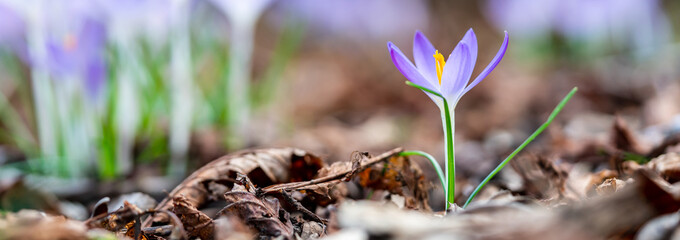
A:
[463, 31, 509, 94]
[46, 42, 76, 77]
[388, 41, 439, 93]
[440, 42, 471, 100]
[78, 18, 107, 56]
[412, 31, 438, 84]
[460, 28, 478, 68]
[84, 58, 107, 99]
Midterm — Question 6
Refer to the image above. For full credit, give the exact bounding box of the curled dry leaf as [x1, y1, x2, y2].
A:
[647, 152, 680, 184]
[595, 178, 626, 196]
[140, 147, 434, 239]
[586, 169, 618, 197]
[86, 200, 143, 232]
[172, 195, 214, 240]
[219, 174, 295, 239]
[144, 148, 323, 227]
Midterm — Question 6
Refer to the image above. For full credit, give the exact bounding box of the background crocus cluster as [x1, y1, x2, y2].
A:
[0, 0, 287, 180]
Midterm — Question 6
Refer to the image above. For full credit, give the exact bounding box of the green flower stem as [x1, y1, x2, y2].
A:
[462, 87, 577, 208]
[404, 81, 455, 206]
[442, 99, 455, 205]
[399, 151, 445, 191]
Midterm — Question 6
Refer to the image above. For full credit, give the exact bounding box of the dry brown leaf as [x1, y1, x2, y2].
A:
[646, 152, 680, 184]
[219, 174, 294, 239]
[0, 210, 89, 240]
[611, 116, 643, 154]
[172, 195, 214, 240]
[511, 154, 569, 201]
[357, 155, 430, 210]
[144, 148, 323, 227]
[595, 178, 626, 196]
[586, 169, 619, 197]
[86, 200, 143, 233]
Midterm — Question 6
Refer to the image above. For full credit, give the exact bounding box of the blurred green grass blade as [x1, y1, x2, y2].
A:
[463, 87, 578, 208]
[252, 21, 305, 108]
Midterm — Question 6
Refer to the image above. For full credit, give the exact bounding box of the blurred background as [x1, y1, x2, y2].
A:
[0, 0, 678, 212]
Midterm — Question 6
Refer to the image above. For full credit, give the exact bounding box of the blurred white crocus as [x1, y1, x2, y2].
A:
[168, 0, 194, 177]
[209, 0, 274, 148]
[0, 2, 28, 61]
[97, 0, 171, 45]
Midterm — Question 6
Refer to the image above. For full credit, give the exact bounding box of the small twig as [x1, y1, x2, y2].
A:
[142, 225, 175, 236]
[261, 148, 403, 193]
[271, 190, 327, 224]
[133, 215, 141, 240]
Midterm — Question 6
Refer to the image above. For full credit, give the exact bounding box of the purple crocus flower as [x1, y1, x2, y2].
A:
[388, 29, 509, 207]
[0, 2, 28, 62]
[387, 29, 509, 109]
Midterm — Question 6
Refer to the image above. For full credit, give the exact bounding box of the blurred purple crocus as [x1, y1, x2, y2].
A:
[0, 2, 28, 62]
[271, 0, 428, 41]
[483, 0, 671, 58]
[387, 29, 509, 109]
[484, 0, 558, 40]
[45, 19, 108, 98]
[554, 0, 670, 57]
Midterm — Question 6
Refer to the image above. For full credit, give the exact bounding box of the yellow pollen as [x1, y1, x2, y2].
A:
[433, 50, 446, 85]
